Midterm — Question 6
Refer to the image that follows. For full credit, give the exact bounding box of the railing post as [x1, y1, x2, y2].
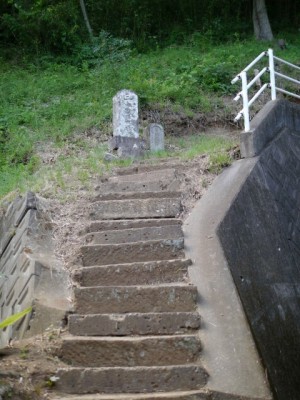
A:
[268, 48, 276, 100]
[241, 71, 250, 132]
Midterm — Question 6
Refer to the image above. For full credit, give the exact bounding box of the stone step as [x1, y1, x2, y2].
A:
[84, 224, 183, 245]
[95, 179, 180, 195]
[55, 365, 208, 394]
[110, 168, 177, 181]
[73, 259, 191, 287]
[92, 191, 181, 202]
[89, 198, 181, 220]
[68, 312, 201, 336]
[80, 239, 184, 267]
[114, 163, 197, 176]
[60, 335, 201, 367]
[74, 284, 198, 314]
[85, 219, 182, 234]
[50, 390, 210, 400]
[49, 390, 268, 400]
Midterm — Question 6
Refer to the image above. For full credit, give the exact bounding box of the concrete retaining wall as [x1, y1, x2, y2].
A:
[240, 99, 300, 158]
[218, 101, 300, 400]
[0, 193, 70, 348]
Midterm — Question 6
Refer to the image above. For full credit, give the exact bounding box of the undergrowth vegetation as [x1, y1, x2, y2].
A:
[6, 134, 235, 202]
[0, 32, 299, 199]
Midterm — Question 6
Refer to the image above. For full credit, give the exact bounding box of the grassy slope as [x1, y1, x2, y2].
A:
[0, 34, 299, 199]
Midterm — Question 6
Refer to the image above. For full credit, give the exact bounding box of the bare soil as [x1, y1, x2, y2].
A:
[0, 330, 65, 400]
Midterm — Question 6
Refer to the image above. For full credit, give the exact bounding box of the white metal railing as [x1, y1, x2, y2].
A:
[232, 48, 300, 132]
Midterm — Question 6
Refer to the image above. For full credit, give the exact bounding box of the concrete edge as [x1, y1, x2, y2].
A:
[240, 100, 300, 158]
[184, 158, 272, 399]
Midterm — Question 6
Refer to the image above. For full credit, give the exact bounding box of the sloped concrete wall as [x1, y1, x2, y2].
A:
[240, 99, 300, 158]
[0, 193, 71, 348]
[218, 101, 300, 400]
[184, 158, 272, 399]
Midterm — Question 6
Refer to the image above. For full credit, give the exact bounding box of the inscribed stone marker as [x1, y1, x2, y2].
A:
[113, 90, 139, 138]
[149, 123, 164, 152]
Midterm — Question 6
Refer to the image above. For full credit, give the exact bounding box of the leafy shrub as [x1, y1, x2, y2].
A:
[195, 62, 237, 94]
[72, 31, 132, 68]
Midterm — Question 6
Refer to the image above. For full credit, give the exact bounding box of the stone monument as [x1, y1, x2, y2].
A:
[113, 89, 139, 138]
[148, 123, 165, 152]
[109, 89, 145, 158]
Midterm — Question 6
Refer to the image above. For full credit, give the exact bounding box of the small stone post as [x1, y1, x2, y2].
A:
[148, 123, 165, 152]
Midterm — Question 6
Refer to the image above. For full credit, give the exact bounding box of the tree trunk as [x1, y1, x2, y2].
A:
[253, 0, 273, 41]
[79, 0, 93, 39]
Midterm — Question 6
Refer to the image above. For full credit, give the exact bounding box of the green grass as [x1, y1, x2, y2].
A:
[0, 33, 299, 199]
[5, 134, 234, 203]
[173, 135, 233, 158]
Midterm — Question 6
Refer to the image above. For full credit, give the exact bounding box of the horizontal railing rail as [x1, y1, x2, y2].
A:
[232, 49, 300, 132]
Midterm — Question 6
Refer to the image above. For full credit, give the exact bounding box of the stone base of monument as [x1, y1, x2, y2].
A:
[108, 136, 146, 159]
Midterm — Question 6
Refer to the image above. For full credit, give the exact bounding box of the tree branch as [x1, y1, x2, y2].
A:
[79, 0, 93, 40]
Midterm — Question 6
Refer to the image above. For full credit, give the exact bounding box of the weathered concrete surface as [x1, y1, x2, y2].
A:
[73, 259, 191, 287]
[240, 99, 300, 158]
[80, 239, 184, 266]
[218, 106, 300, 400]
[60, 335, 201, 367]
[184, 158, 272, 399]
[74, 285, 198, 314]
[56, 365, 208, 394]
[84, 224, 183, 245]
[0, 191, 37, 257]
[89, 197, 181, 220]
[68, 312, 200, 336]
[85, 218, 182, 233]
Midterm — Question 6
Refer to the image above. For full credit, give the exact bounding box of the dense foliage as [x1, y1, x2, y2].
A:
[0, 0, 299, 54]
[1, 33, 300, 197]
[0, 0, 299, 198]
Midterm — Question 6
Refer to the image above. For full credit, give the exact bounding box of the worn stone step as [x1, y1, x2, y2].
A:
[85, 219, 182, 234]
[73, 259, 191, 287]
[74, 284, 198, 314]
[68, 312, 201, 336]
[50, 390, 211, 400]
[80, 239, 184, 266]
[55, 365, 208, 394]
[84, 224, 183, 245]
[60, 335, 201, 367]
[50, 390, 210, 400]
[49, 390, 268, 400]
[89, 197, 181, 220]
[93, 191, 182, 202]
[95, 179, 180, 195]
[114, 163, 197, 176]
[110, 168, 177, 181]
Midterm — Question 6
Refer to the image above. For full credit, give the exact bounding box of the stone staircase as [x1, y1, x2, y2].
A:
[52, 166, 211, 399]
